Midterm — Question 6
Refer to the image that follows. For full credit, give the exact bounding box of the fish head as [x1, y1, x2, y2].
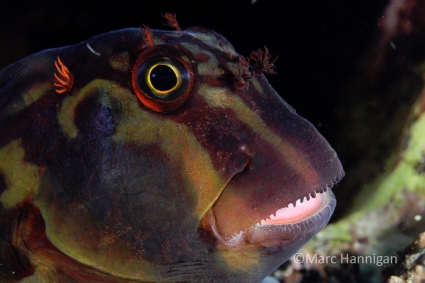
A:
[0, 24, 344, 282]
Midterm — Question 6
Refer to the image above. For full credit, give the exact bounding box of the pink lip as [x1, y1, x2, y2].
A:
[206, 189, 336, 248]
[260, 192, 325, 225]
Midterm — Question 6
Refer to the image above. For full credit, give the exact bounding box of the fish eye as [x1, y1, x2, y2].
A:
[148, 63, 179, 93]
[140, 57, 185, 98]
[132, 45, 195, 113]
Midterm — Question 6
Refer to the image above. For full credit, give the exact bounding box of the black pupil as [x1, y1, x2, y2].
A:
[150, 65, 177, 91]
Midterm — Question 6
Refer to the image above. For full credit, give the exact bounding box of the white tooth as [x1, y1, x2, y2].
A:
[225, 230, 245, 246]
[288, 203, 294, 209]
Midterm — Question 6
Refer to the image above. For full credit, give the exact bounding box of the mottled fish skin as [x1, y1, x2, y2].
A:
[0, 26, 344, 282]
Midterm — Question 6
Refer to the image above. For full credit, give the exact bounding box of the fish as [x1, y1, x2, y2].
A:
[0, 13, 344, 283]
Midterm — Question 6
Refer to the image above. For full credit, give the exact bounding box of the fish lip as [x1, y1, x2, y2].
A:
[205, 178, 339, 249]
[247, 189, 336, 247]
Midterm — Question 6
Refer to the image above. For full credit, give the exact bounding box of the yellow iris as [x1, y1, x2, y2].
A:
[145, 63, 182, 97]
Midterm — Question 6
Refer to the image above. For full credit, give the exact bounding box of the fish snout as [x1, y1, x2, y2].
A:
[202, 115, 344, 249]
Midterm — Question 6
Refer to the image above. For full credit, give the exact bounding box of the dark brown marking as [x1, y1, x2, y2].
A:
[0, 203, 35, 281]
[0, 171, 5, 196]
[193, 53, 210, 63]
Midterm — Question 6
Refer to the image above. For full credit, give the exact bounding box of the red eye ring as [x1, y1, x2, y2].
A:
[131, 44, 195, 113]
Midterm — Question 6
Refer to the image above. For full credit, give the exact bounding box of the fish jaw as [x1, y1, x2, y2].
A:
[199, 91, 344, 253]
[206, 189, 336, 250]
[203, 112, 344, 240]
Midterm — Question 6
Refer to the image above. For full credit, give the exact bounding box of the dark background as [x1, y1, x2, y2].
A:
[0, 0, 389, 218]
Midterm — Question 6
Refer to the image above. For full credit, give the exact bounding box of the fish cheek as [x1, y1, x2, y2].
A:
[37, 123, 204, 272]
[84, 144, 203, 263]
[73, 96, 116, 140]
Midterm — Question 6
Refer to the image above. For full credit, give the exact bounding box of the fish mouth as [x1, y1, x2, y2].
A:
[203, 181, 338, 249]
